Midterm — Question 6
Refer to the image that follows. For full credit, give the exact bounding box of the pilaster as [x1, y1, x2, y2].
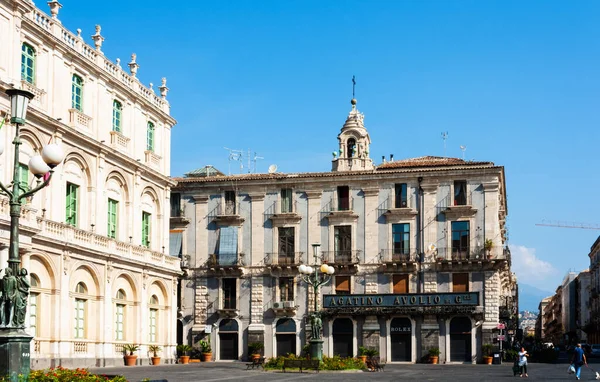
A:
[362, 188, 379, 264]
[248, 193, 265, 266]
[192, 195, 209, 268]
[421, 183, 438, 262]
[305, 191, 322, 262]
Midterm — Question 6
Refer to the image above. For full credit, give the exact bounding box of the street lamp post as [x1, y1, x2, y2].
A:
[299, 243, 335, 361]
[0, 88, 63, 381]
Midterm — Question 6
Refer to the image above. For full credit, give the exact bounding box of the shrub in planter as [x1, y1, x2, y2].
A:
[148, 345, 162, 366]
[177, 344, 193, 364]
[428, 347, 440, 364]
[199, 339, 213, 362]
[357, 346, 368, 363]
[482, 344, 494, 364]
[123, 344, 140, 366]
[248, 342, 264, 361]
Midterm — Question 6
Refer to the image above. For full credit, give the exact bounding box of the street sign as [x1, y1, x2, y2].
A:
[497, 335, 505, 341]
[205, 325, 212, 333]
[497, 323, 506, 330]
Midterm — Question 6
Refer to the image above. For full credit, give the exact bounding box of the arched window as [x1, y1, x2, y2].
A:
[112, 100, 122, 132]
[146, 122, 155, 151]
[29, 273, 41, 337]
[115, 289, 126, 340]
[116, 289, 126, 300]
[149, 294, 159, 343]
[71, 74, 84, 111]
[21, 43, 36, 84]
[346, 138, 356, 158]
[74, 282, 87, 338]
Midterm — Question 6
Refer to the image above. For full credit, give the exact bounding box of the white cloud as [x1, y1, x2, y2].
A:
[509, 244, 558, 289]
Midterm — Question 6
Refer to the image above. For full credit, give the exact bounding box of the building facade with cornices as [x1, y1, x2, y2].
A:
[0, 0, 179, 368]
[174, 97, 515, 364]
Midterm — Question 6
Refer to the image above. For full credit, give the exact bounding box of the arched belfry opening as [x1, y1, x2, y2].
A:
[332, 98, 374, 171]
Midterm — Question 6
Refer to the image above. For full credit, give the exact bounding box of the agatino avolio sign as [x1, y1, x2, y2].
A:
[322, 292, 479, 309]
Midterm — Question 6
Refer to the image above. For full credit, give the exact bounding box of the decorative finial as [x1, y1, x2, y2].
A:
[91, 24, 104, 52]
[158, 77, 169, 99]
[128, 53, 139, 77]
[115, 58, 121, 68]
[47, 1, 62, 20]
[149, 83, 153, 91]
[76, 28, 82, 39]
[351, 75, 357, 109]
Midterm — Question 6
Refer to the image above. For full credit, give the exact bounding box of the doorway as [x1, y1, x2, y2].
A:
[450, 317, 472, 362]
[390, 317, 411, 362]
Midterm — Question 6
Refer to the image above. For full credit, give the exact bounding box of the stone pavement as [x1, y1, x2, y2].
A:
[87, 362, 600, 382]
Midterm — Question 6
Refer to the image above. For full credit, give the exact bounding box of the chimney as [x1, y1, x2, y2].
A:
[390, 154, 394, 162]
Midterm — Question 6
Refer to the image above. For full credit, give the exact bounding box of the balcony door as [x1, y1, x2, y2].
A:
[334, 226, 352, 263]
[278, 227, 295, 265]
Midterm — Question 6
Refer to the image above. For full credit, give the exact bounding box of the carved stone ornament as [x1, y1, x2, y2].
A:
[128, 53, 139, 77]
[91, 24, 104, 52]
[47, 1, 62, 19]
[158, 78, 169, 99]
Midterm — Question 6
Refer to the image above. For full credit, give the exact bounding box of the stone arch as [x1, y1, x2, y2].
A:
[63, 152, 93, 185]
[70, 263, 102, 297]
[106, 170, 131, 202]
[19, 128, 45, 152]
[29, 252, 58, 290]
[141, 186, 161, 215]
[113, 272, 138, 302]
[148, 279, 169, 306]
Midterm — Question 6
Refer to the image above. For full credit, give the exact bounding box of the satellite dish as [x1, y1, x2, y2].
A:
[268, 164, 278, 174]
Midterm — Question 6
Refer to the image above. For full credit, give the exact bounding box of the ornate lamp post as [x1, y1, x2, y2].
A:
[0, 88, 63, 381]
[299, 243, 335, 361]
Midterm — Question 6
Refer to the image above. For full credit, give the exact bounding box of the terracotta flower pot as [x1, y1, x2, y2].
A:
[202, 352, 213, 362]
[430, 355, 439, 364]
[124, 355, 137, 366]
[483, 356, 493, 365]
[180, 355, 190, 364]
[358, 355, 367, 363]
[251, 354, 260, 361]
[151, 356, 161, 365]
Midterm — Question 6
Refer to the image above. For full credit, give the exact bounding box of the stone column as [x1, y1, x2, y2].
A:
[192, 277, 208, 332]
[248, 274, 265, 344]
[421, 315, 440, 362]
[192, 195, 209, 268]
[248, 193, 265, 266]
[362, 188, 379, 264]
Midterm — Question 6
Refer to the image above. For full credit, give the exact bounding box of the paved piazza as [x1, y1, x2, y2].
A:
[88, 362, 598, 381]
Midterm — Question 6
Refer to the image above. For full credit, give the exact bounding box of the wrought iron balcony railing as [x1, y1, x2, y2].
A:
[321, 250, 361, 265]
[379, 249, 417, 263]
[264, 252, 303, 266]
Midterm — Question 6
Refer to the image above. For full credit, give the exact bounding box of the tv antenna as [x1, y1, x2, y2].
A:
[460, 145, 467, 160]
[224, 147, 244, 175]
[250, 150, 264, 173]
[441, 132, 448, 157]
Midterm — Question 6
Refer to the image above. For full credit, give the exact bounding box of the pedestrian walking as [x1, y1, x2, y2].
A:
[571, 343, 587, 380]
[518, 347, 529, 377]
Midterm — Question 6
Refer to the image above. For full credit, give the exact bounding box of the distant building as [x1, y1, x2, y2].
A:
[586, 236, 600, 343]
[543, 287, 563, 346]
[535, 297, 552, 341]
[576, 270, 590, 343]
[562, 272, 578, 344]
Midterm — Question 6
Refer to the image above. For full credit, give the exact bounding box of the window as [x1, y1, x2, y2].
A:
[146, 122, 155, 151]
[337, 186, 350, 211]
[393, 274, 409, 294]
[141, 211, 151, 247]
[224, 191, 236, 214]
[112, 100, 122, 132]
[222, 278, 237, 309]
[75, 282, 87, 294]
[392, 223, 410, 258]
[29, 293, 38, 337]
[65, 183, 79, 226]
[71, 74, 84, 111]
[346, 138, 356, 158]
[115, 304, 125, 340]
[281, 188, 293, 213]
[451, 221, 470, 260]
[74, 298, 85, 338]
[335, 276, 351, 295]
[334, 225, 352, 263]
[107, 199, 118, 239]
[170, 193, 181, 217]
[279, 277, 294, 302]
[18, 163, 29, 192]
[278, 227, 295, 262]
[21, 43, 35, 84]
[394, 183, 408, 208]
[453, 273, 469, 292]
[149, 309, 157, 343]
[454, 180, 467, 206]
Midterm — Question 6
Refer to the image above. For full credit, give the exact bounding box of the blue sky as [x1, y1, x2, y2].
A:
[60, 0, 600, 292]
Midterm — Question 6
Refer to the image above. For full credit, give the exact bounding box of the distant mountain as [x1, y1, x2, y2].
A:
[518, 283, 554, 312]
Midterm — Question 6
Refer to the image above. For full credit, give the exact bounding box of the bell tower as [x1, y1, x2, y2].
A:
[332, 97, 373, 172]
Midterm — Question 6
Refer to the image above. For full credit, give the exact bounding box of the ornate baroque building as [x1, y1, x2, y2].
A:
[174, 97, 515, 363]
[0, 0, 179, 367]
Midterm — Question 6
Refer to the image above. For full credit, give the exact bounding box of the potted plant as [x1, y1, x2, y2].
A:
[177, 344, 193, 364]
[248, 342, 264, 361]
[484, 239, 493, 258]
[357, 346, 368, 363]
[123, 344, 140, 366]
[148, 345, 161, 366]
[482, 344, 494, 365]
[363, 347, 379, 359]
[428, 347, 440, 364]
[199, 339, 212, 362]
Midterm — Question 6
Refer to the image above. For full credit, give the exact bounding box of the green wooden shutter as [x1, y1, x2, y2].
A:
[146, 122, 155, 151]
[72, 75, 83, 111]
[66, 183, 79, 226]
[142, 212, 151, 247]
[107, 199, 118, 239]
[18, 163, 29, 192]
[21, 43, 35, 84]
[112, 100, 122, 132]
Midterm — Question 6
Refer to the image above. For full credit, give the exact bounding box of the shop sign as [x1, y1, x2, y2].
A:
[323, 292, 479, 309]
[390, 325, 411, 333]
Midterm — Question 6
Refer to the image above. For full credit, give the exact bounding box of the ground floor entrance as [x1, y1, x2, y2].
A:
[450, 317, 472, 363]
[390, 317, 412, 362]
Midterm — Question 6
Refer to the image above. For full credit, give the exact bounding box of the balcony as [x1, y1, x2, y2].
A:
[217, 299, 239, 318]
[170, 206, 190, 229]
[68, 108, 92, 129]
[271, 300, 298, 317]
[320, 196, 358, 224]
[205, 253, 244, 275]
[379, 249, 417, 271]
[434, 247, 507, 270]
[21, 80, 46, 110]
[264, 200, 301, 226]
[211, 201, 244, 226]
[265, 252, 302, 268]
[144, 150, 162, 169]
[110, 130, 130, 152]
[377, 196, 418, 222]
[321, 250, 361, 271]
[436, 193, 477, 219]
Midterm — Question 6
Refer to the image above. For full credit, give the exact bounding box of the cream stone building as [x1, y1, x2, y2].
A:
[0, 0, 179, 368]
[174, 98, 515, 364]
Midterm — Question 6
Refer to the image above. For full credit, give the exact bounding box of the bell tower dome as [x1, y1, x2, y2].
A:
[332, 98, 374, 172]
